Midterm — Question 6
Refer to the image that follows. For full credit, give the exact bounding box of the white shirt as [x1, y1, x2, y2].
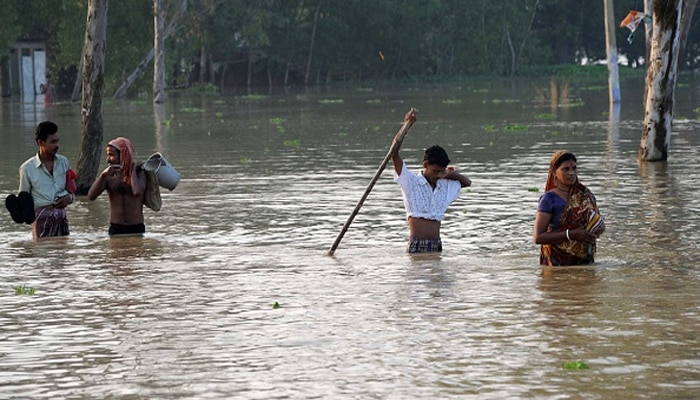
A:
[19, 153, 71, 208]
[394, 162, 462, 221]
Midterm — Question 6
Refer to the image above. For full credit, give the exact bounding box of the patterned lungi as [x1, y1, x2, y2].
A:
[407, 237, 442, 254]
[33, 207, 69, 238]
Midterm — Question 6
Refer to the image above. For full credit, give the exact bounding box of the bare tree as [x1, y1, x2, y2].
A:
[603, 0, 620, 103]
[678, 0, 698, 69]
[639, 0, 683, 162]
[504, 0, 540, 78]
[113, 0, 187, 99]
[304, 0, 322, 86]
[153, 0, 166, 103]
[70, 57, 83, 102]
[75, 0, 109, 195]
[644, 0, 653, 62]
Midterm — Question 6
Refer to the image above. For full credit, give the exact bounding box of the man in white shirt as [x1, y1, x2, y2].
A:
[391, 133, 471, 253]
[18, 121, 74, 238]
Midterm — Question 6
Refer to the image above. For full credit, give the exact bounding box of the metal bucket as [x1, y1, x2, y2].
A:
[143, 152, 180, 190]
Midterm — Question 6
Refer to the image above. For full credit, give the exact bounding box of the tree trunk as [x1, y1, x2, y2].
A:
[304, 0, 322, 86]
[70, 57, 83, 102]
[391, 46, 402, 80]
[603, 0, 620, 103]
[153, 0, 166, 104]
[644, 0, 653, 63]
[219, 62, 227, 92]
[75, 0, 108, 195]
[639, 0, 682, 162]
[114, 49, 154, 99]
[247, 49, 253, 87]
[678, 0, 697, 69]
[505, 0, 540, 78]
[267, 58, 273, 90]
[209, 54, 215, 84]
[199, 46, 207, 84]
[113, 0, 185, 98]
[284, 59, 290, 87]
[154, 102, 166, 151]
[642, 0, 654, 107]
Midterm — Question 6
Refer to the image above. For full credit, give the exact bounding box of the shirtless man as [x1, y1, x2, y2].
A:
[88, 137, 147, 235]
[391, 133, 471, 253]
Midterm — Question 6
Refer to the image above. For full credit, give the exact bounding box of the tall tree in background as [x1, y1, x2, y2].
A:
[639, 0, 683, 162]
[603, 0, 620, 103]
[113, 0, 186, 99]
[75, 0, 108, 195]
[303, 0, 322, 86]
[153, 0, 166, 103]
[678, 0, 697, 69]
[0, 0, 20, 96]
[2, 0, 699, 95]
[504, 0, 540, 78]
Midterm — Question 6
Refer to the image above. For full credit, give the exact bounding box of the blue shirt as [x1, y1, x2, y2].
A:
[537, 191, 566, 230]
[19, 153, 71, 208]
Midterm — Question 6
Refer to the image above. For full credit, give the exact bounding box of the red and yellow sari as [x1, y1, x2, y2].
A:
[540, 152, 603, 266]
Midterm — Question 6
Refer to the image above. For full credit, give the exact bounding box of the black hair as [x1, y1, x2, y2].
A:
[34, 121, 58, 142]
[423, 145, 450, 167]
[553, 152, 577, 169]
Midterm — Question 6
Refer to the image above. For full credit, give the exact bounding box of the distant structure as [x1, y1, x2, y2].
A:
[2, 41, 49, 102]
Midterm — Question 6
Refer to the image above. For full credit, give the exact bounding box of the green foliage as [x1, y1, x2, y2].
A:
[193, 83, 219, 93]
[15, 285, 35, 295]
[0, 0, 22, 54]
[317, 98, 344, 104]
[534, 113, 556, 120]
[240, 94, 269, 100]
[562, 360, 590, 370]
[0, 0, 698, 96]
[505, 124, 529, 131]
[54, 1, 88, 68]
[179, 107, 206, 113]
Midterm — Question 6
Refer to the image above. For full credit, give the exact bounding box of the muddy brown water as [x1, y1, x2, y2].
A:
[1, 77, 699, 398]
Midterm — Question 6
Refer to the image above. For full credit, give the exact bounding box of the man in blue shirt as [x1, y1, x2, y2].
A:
[18, 121, 74, 238]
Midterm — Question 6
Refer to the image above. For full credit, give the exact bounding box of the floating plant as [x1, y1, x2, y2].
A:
[15, 285, 35, 295]
[562, 361, 589, 370]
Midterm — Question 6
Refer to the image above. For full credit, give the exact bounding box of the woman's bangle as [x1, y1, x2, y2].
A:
[565, 229, 571, 241]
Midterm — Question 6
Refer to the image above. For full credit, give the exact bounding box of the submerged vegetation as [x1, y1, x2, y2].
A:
[562, 360, 590, 370]
[15, 285, 35, 295]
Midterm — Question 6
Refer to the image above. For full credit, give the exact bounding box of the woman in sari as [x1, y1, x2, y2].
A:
[533, 151, 605, 266]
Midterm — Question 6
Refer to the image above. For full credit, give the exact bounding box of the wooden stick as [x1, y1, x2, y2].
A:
[326, 108, 417, 256]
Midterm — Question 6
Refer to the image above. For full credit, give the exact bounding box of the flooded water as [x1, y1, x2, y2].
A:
[1, 76, 699, 399]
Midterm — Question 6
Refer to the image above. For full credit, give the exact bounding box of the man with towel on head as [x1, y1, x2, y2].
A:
[88, 137, 147, 235]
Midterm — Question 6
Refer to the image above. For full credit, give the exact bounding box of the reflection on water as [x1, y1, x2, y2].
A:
[1, 77, 699, 398]
[538, 266, 603, 326]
